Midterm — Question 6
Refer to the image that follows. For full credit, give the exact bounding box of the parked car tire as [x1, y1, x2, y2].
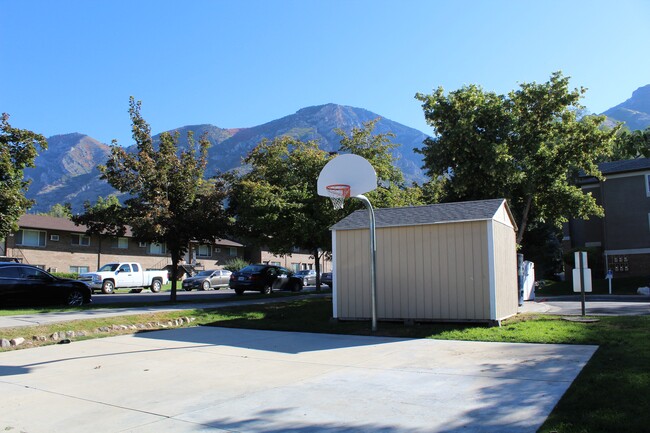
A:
[65, 289, 85, 306]
[261, 284, 272, 295]
[150, 279, 162, 293]
[201, 281, 210, 291]
[102, 280, 115, 294]
[291, 281, 302, 292]
[235, 288, 244, 296]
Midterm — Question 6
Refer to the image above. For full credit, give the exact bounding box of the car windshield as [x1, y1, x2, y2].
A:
[296, 270, 310, 275]
[98, 264, 119, 272]
[240, 265, 266, 273]
[196, 270, 213, 276]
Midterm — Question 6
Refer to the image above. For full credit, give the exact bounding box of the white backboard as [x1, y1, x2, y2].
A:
[317, 154, 377, 197]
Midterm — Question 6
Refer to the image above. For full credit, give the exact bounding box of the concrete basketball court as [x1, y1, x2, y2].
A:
[0, 326, 596, 433]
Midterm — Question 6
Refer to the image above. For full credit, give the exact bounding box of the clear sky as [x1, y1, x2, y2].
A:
[2, 0, 649, 147]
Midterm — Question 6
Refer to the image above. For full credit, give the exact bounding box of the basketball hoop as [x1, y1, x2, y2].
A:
[326, 184, 350, 210]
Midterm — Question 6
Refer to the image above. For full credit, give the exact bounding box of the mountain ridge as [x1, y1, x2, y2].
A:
[602, 84, 650, 131]
[25, 104, 428, 212]
[23, 85, 650, 214]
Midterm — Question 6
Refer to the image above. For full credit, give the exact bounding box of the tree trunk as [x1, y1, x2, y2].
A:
[314, 249, 321, 291]
[170, 249, 179, 302]
[516, 195, 533, 245]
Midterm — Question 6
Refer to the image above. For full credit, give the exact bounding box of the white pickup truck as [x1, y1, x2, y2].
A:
[79, 262, 169, 294]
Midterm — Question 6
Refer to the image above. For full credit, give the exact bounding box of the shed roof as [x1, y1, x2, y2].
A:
[331, 198, 515, 231]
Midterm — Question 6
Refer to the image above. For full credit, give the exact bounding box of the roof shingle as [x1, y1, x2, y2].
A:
[330, 198, 509, 231]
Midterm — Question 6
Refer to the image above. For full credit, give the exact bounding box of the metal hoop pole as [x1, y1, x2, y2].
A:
[354, 194, 377, 332]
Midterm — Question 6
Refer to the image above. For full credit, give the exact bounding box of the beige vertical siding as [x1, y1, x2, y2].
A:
[335, 220, 498, 321]
[492, 221, 519, 319]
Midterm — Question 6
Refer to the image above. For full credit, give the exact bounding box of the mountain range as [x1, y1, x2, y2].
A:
[602, 84, 650, 131]
[23, 85, 650, 213]
[24, 104, 429, 213]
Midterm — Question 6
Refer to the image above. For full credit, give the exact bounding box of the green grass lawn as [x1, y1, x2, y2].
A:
[1, 296, 648, 433]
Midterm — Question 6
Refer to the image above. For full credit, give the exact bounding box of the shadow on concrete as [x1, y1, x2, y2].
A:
[133, 326, 405, 354]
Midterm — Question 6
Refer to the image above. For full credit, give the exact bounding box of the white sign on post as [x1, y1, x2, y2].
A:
[572, 251, 592, 293]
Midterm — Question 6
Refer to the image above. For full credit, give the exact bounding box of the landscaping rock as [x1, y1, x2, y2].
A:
[1, 339, 10, 348]
[10, 337, 25, 346]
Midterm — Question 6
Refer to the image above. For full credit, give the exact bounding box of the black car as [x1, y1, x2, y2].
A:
[229, 264, 303, 295]
[321, 272, 333, 288]
[0, 262, 92, 307]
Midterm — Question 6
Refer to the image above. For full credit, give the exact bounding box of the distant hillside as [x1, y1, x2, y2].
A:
[24, 134, 116, 212]
[25, 105, 429, 212]
[200, 104, 427, 182]
[602, 84, 650, 131]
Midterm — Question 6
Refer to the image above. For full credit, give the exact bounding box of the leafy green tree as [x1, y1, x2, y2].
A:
[73, 98, 230, 300]
[415, 71, 619, 244]
[41, 203, 73, 218]
[0, 113, 47, 239]
[335, 119, 424, 208]
[610, 127, 650, 160]
[227, 136, 335, 285]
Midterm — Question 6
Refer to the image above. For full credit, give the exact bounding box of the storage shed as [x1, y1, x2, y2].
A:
[330, 198, 518, 324]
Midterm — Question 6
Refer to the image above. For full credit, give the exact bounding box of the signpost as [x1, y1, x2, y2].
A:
[572, 251, 591, 316]
[606, 269, 613, 294]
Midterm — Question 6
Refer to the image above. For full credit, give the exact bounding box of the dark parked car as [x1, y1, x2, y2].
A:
[295, 269, 317, 286]
[229, 264, 303, 295]
[182, 269, 232, 291]
[321, 272, 333, 288]
[0, 262, 92, 307]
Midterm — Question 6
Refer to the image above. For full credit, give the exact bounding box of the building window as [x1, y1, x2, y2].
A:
[115, 237, 128, 249]
[50, 234, 60, 241]
[229, 247, 238, 257]
[270, 261, 281, 266]
[149, 242, 166, 255]
[198, 244, 211, 257]
[71, 234, 90, 246]
[215, 247, 221, 253]
[646, 174, 650, 197]
[70, 265, 89, 274]
[16, 229, 46, 247]
[291, 263, 300, 272]
[139, 241, 147, 248]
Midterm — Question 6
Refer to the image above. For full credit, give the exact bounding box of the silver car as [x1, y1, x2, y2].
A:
[295, 269, 318, 286]
[182, 269, 232, 291]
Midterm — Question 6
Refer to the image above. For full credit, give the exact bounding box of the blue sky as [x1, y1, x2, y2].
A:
[2, 0, 649, 147]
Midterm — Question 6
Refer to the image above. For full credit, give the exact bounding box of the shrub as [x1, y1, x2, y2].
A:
[223, 258, 249, 272]
[52, 272, 79, 279]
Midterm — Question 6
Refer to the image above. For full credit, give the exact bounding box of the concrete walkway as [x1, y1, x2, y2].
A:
[519, 295, 650, 316]
[0, 326, 597, 433]
[0, 295, 327, 329]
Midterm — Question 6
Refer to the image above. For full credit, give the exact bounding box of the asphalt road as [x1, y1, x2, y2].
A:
[91, 285, 325, 306]
[91, 286, 239, 305]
